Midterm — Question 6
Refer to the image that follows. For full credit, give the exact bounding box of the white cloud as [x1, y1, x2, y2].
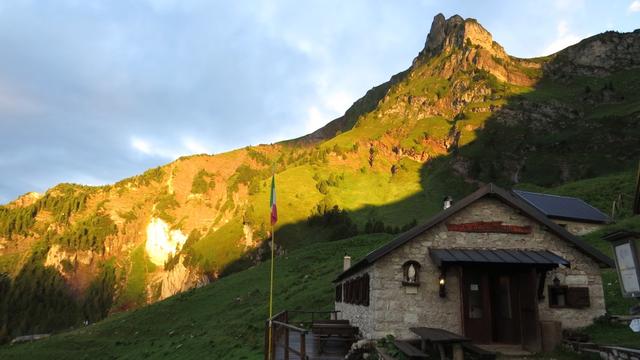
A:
[554, 0, 585, 11]
[131, 137, 153, 155]
[301, 89, 355, 133]
[542, 20, 582, 55]
[0, 83, 42, 115]
[325, 91, 353, 114]
[629, 0, 640, 12]
[130, 136, 213, 159]
[182, 137, 212, 154]
[304, 106, 325, 132]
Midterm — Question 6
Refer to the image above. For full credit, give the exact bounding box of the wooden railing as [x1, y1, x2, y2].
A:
[264, 310, 341, 360]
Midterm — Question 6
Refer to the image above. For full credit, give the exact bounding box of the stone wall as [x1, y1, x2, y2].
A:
[550, 219, 604, 236]
[335, 266, 376, 337]
[336, 197, 607, 340]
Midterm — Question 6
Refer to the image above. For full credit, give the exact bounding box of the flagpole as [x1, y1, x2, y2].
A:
[267, 170, 277, 360]
[268, 224, 275, 360]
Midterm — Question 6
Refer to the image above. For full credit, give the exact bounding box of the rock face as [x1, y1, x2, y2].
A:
[152, 259, 209, 300]
[7, 192, 42, 208]
[547, 30, 640, 77]
[415, 14, 537, 86]
[419, 13, 507, 60]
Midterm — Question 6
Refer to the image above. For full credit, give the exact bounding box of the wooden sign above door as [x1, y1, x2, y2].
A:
[446, 221, 532, 234]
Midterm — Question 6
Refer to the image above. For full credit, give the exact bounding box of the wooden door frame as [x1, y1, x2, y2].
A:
[460, 266, 541, 348]
[460, 266, 493, 344]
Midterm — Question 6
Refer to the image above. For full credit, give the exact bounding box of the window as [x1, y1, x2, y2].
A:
[342, 273, 370, 306]
[402, 261, 421, 286]
[549, 286, 590, 308]
[549, 285, 567, 307]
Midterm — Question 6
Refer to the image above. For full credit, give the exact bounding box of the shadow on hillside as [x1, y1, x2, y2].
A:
[221, 62, 640, 277]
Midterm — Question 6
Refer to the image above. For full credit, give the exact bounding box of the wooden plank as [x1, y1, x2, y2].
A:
[409, 327, 470, 343]
[393, 340, 429, 358]
[462, 343, 497, 359]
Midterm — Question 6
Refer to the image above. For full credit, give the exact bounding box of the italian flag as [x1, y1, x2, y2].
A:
[270, 175, 278, 225]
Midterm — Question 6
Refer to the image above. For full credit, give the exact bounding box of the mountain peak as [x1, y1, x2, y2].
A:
[420, 13, 505, 59]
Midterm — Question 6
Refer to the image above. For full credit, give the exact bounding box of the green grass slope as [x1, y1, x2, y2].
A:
[0, 234, 392, 360]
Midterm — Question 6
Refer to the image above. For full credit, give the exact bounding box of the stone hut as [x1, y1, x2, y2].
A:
[334, 183, 613, 352]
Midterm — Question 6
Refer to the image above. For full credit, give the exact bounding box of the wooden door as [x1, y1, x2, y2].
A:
[490, 273, 522, 344]
[519, 269, 541, 352]
[462, 268, 492, 344]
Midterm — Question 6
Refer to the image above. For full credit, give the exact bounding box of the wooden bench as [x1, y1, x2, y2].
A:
[312, 319, 350, 325]
[410, 327, 470, 360]
[311, 323, 358, 355]
[462, 343, 497, 360]
[393, 340, 430, 359]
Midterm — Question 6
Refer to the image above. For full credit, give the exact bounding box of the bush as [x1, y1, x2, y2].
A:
[53, 214, 118, 252]
[3, 245, 80, 338]
[191, 169, 216, 194]
[82, 262, 116, 323]
[307, 202, 358, 241]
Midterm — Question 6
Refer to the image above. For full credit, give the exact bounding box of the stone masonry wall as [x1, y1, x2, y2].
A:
[335, 266, 376, 338]
[550, 219, 604, 236]
[337, 197, 606, 340]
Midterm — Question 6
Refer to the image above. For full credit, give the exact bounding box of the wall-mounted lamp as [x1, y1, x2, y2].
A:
[439, 269, 447, 298]
[552, 276, 561, 287]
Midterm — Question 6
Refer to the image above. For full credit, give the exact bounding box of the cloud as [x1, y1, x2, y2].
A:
[553, 0, 585, 11]
[0, 83, 42, 115]
[304, 106, 326, 132]
[130, 136, 213, 159]
[629, 0, 640, 12]
[542, 20, 582, 55]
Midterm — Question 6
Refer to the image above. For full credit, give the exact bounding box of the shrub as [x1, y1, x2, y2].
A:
[191, 170, 216, 194]
[54, 214, 118, 252]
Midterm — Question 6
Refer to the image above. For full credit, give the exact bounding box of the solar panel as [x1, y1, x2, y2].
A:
[513, 190, 610, 223]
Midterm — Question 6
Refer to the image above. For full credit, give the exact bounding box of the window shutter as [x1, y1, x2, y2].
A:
[566, 287, 590, 308]
[363, 273, 370, 306]
[335, 284, 342, 302]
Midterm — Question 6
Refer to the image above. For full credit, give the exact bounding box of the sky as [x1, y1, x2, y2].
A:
[0, 0, 639, 204]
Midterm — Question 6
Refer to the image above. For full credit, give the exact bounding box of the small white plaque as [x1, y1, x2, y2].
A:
[470, 284, 479, 291]
[630, 319, 640, 333]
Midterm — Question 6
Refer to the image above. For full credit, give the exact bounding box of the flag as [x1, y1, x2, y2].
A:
[270, 175, 278, 225]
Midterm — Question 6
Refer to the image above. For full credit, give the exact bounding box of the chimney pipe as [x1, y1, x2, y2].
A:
[443, 196, 453, 210]
[343, 255, 351, 271]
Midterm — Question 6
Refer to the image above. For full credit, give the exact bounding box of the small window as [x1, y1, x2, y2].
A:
[342, 274, 370, 306]
[549, 286, 590, 308]
[402, 261, 421, 286]
[549, 285, 567, 307]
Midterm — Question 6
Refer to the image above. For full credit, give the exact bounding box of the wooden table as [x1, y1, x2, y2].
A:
[311, 323, 358, 355]
[410, 327, 471, 360]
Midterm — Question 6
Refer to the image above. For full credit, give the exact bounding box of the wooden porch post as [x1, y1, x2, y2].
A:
[264, 320, 270, 360]
[452, 343, 464, 360]
[300, 332, 306, 360]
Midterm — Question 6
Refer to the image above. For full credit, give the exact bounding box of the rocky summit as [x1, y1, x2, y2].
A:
[0, 13, 639, 348]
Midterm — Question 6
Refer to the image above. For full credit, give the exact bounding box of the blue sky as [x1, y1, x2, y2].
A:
[0, 0, 638, 203]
